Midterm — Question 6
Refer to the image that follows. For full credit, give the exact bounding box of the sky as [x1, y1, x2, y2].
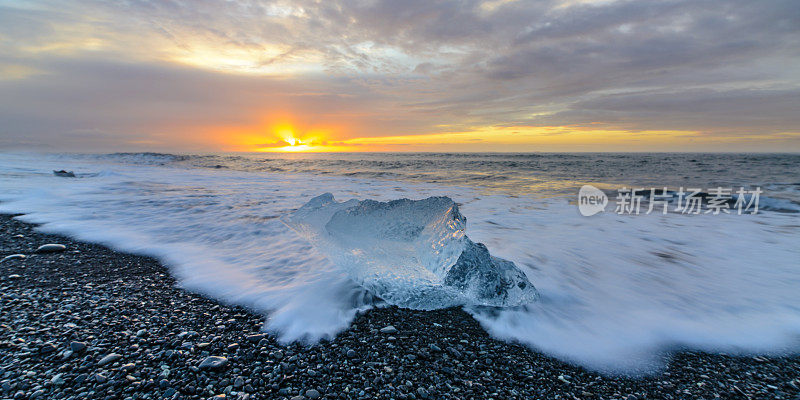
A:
[1, 0, 799, 152]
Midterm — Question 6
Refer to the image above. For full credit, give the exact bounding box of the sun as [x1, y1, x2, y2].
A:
[243, 121, 351, 152]
[275, 124, 298, 144]
[278, 130, 311, 151]
[278, 139, 314, 152]
[254, 123, 314, 152]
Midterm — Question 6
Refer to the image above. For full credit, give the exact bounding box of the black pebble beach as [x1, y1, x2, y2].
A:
[1, 214, 799, 400]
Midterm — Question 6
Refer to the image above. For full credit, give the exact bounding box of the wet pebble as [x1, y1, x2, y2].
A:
[97, 353, 122, 366]
[380, 325, 398, 334]
[69, 341, 87, 353]
[1, 254, 26, 263]
[34, 244, 66, 253]
[198, 356, 229, 370]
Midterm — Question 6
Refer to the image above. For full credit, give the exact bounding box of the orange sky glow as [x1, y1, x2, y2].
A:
[208, 123, 800, 153]
[1, 1, 798, 153]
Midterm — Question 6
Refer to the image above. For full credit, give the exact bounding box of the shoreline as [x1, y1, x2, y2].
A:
[1, 213, 799, 399]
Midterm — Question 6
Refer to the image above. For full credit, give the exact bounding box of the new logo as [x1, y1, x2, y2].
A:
[578, 185, 607, 216]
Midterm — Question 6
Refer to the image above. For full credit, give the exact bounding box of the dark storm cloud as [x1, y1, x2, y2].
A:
[1, 0, 799, 150]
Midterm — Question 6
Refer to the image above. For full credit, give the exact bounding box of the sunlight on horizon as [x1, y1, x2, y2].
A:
[224, 123, 800, 153]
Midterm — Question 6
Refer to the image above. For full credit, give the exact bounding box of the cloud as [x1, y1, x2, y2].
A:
[0, 0, 798, 151]
[0, 55, 422, 150]
[256, 141, 293, 148]
[531, 88, 800, 133]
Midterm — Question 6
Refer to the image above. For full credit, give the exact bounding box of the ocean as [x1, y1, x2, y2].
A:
[1, 152, 798, 374]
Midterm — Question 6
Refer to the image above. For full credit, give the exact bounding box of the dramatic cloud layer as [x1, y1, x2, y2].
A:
[1, 0, 799, 151]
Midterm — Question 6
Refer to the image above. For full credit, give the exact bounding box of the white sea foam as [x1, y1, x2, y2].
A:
[0, 152, 798, 374]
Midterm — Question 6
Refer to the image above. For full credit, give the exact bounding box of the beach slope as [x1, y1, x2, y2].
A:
[1, 214, 798, 400]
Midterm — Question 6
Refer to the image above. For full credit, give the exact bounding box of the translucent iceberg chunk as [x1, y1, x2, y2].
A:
[283, 193, 538, 309]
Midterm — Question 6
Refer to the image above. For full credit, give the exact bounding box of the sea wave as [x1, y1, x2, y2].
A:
[1, 152, 799, 374]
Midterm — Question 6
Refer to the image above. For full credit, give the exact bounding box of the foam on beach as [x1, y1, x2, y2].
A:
[0, 152, 799, 374]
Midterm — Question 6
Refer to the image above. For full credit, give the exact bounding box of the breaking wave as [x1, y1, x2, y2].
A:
[1, 151, 799, 374]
